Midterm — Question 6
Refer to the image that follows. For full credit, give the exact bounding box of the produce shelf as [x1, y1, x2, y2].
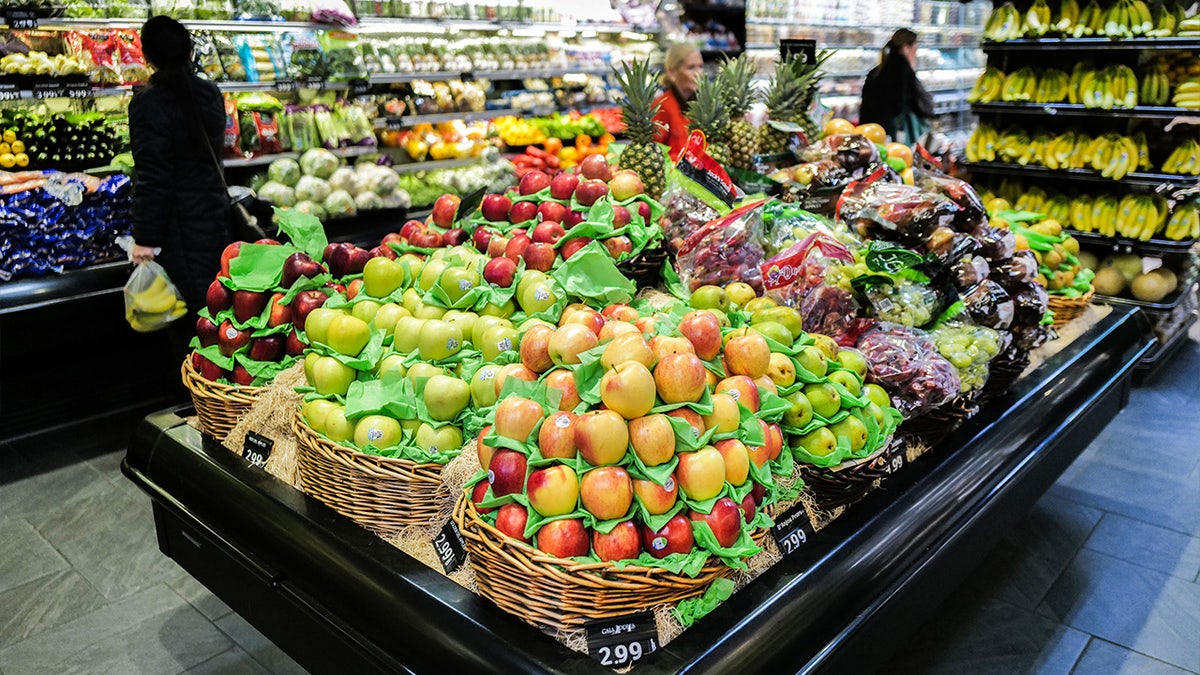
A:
[121, 306, 1154, 675]
[962, 160, 1200, 192]
[1067, 228, 1198, 253]
[34, 18, 337, 31]
[222, 145, 378, 169]
[390, 156, 480, 174]
[353, 17, 658, 35]
[982, 37, 1200, 51]
[972, 102, 1200, 120]
[367, 67, 612, 85]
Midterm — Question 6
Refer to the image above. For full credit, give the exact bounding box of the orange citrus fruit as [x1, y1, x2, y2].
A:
[822, 118, 855, 137]
[854, 123, 887, 144]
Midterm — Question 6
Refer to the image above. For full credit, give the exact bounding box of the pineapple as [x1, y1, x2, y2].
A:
[612, 58, 666, 199]
[688, 73, 731, 167]
[717, 55, 761, 170]
[759, 51, 829, 155]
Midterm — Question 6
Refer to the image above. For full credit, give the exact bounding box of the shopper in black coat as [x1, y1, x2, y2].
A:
[129, 16, 229, 314]
[858, 29, 935, 144]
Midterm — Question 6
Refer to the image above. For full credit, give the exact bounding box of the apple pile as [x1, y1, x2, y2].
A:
[464, 301, 806, 567]
[455, 154, 663, 277]
[191, 239, 333, 386]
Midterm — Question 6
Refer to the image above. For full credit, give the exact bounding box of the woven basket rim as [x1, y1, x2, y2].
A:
[181, 355, 265, 402]
[820, 437, 893, 474]
[291, 410, 447, 473]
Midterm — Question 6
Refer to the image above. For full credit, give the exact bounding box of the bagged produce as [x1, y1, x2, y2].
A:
[928, 320, 1005, 394]
[212, 33, 246, 81]
[319, 31, 366, 81]
[855, 322, 962, 417]
[676, 199, 768, 292]
[660, 131, 737, 254]
[761, 233, 863, 341]
[236, 93, 285, 157]
[192, 33, 225, 81]
[124, 260, 187, 332]
[914, 167, 987, 233]
[837, 167, 961, 247]
[281, 31, 327, 80]
[798, 134, 881, 174]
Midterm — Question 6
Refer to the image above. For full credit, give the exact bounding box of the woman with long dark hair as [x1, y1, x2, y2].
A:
[129, 16, 229, 318]
[858, 29, 935, 144]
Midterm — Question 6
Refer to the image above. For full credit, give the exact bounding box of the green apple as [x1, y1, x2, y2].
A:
[326, 314, 372, 357]
[372, 302, 410, 336]
[744, 297, 777, 312]
[479, 299, 515, 318]
[782, 390, 813, 428]
[303, 351, 321, 384]
[350, 299, 382, 324]
[397, 254, 424, 279]
[415, 422, 464, 456]
[303, 307, 342, 345]
[302, 398, 339, 433]
[481, 324, 518, 362]
[749, 320, 793, 347]
[516, 270, 548, 301]
[401, 287, 424, 314]
[363, 257, 407, 298]
[689, 284, 728, 311]
[311, 356, 356, 396]
[354, 414, 403, 449]
[442, 310, 478, 346]
[418, 320, 463, 361]
[863, 401, 886, 428]
[518, 317, 556, 332]
[827, 369, 862, 397]
[518, 280, 558, 315]
[754, 306, 804, 339]
[829, 415, 868, 452]
[438, 266, 480, 305]
[802, 382, 841, 419]
[708, 308, 731, 328]
[415, 303, 447, 320]
[423, 374, 470, 421]
[323, 404, 355, 442]
[864, 383, 890, 408]
[392, 317, 425, 353]
[795, 345, 829, 378]
[376, 352, 409, 379]
[407, 362, 445, 388]
[725, 281, 757, 309]
[419, 259, 448, 292]
[471, 315, 510, 348]
[470, 364, 501, 407]
[795, 426, 837, 457]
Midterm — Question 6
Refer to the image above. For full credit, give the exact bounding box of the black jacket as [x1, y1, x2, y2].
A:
[130, 74, 229, 310]
[858, 56, 934, 136]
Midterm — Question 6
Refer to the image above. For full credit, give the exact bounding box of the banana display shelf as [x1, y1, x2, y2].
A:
[982, 0, 1200, 42]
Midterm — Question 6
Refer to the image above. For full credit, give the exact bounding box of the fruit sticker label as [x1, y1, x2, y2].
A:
[433, 520, 467, 574]
[584, 612, 659, 668]
[242, 432, 274, 467]
[771, 504, 816, 557]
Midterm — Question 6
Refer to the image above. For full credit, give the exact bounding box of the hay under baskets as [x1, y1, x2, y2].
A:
[181, 356, 264, 442]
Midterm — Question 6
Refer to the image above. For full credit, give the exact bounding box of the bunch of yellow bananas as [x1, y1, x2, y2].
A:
[1100, 0, 1155, 37]
[967, 67, 1007, 103]
[1085, 133, 1146, 180]
[1077, 65, 1139, 109]
[0, 51, 93, 76]
[1139, 67, 1172, 105]
[1015, 185, 1050, 212]
[1043, 130, 1092, 169]
[1024, 0, 1054, 36]
[1033, 69, 1072, 103]
[1147, 3, 1187, 36]
[1001, 67, 1040, 101]
[1176, 11, 1200, 35]
[1172, 79, 1200, 109]
[126, 275, 187, 333]
[1070, 0, 1108, 36]
[1161, 138, 1200, 174]
[983, 2, 1026, 40]
[965, 123, 1000, 162]
[1163, 203, 1200, 240]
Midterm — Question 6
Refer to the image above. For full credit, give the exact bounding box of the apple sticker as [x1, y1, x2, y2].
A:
[555, 415, 571, 428]
[664, 477, 676, 492]
[367, 428, 383, 442]
[535, 288, 550, 301]
[480, 369, 494, 381]
[225, 327, 238, 339]
[458, 279, 473, 291]
[651, 536, 668, 551]
[488, 470, 496, 484]
[498, 337, 513, 351]
[447, 338, 459, 350]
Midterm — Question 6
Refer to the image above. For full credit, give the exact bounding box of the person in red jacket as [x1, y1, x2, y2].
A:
[653, 43, 704, 161]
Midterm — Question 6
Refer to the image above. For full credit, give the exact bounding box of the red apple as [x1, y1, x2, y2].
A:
[560, 237, 591, 260]
[602, 304, 639, 322]
[739, 494, 756, 523]
[538, 201, 567, 224]
[574, 410, 630, 465]
[532, 221, 567, 245]
[476, 425, 497, 470]
[493, 363, 539, 397]
[654, 353, 708, 404]
[470, 480, 495, 515]
[564, 209, 586, 228]
[642, 514, 695, 558]
[593, 521, 641, 562]
[219, 242, 241, 278]
[536, 518, 589, 558]
[580, 153, 611, 181]
[231, 364, 255, 386]
[603, 236, 633, 260]
[381, 232, 405, 248]
[232, 290, 269, 323]
[763, 421, 784, 461]
[715, 375, 761, 413]
[191, 352, 223, 381]
[504, 234, 531, 261]
[264, 293, 291, 328]
[487, 449, 527, 496]
[633, 475, 679, 515]
[290, 290, 328, 329]
[690, 497, 742, 548]
[544, 369, 582, 411]
[368, 244, 398, 260]
[205, 279, 233, 316]
[481, 193, 513, 222]
[520, 324, 555, 373]
[638, 201, 652, 223]
[509, 200, 539, 224]
[494, 503, 530, 543]
[713, 438, 751, 485]
[494, 397, 544, 442]
[483, 256, 518, 288]
[678, 310, 722, 361]
[580, 466, 634, 520]
[444, 228, 469, 246]
[432, 193, 461, 228]
[285, 328, 305, 357]
[574, 180, 609, 206]
[487, 235, 510, 258]
[519, 170, 552, 196]
[611, 204, 631, 227]
[345, 278, 364, 300]
[527, 464, 580, 517]
[549, 173, 579, 200]
[609, 170, 645, 201]
[195, 316, 219, 347]
[472, 227, 496, 254]
[281, 251, 324, 288]
[523, 242, 557, 272]
[667, 408, 705, 444]
[561, 308, 605, 337]
[399, 220, 423, 239]
[538, 411, 578, 459]
[248, 334, 285, 362]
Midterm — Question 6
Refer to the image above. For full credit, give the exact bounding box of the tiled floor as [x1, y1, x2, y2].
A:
[2, 330, 1198, 674]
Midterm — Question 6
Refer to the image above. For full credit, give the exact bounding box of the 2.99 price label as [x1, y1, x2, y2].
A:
[243, 431, 274, 467]
[771, 504, 816, 557]
[4, 9, 38, 28]
[433, 520, 467, 573]
[584, 612, 658, 668]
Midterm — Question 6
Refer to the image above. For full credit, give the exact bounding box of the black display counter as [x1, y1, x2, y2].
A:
[122, 305, 1155, 675]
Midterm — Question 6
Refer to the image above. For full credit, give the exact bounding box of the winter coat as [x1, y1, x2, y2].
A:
[653, 85, 693, 162]
[130, 74, 229, 311]
[859, 56, 935, 141]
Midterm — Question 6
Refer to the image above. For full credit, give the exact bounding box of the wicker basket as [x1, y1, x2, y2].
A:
[796, 438, 899, 511]
[1047, 287, 1094, 329]
[181, 357, 264, 442]
[980, 351, 1031, 403]
[897, 391, 982, 447]
[292, 412, 449, 533]
[617, 247, 669, 290]
[453, 490, 764, 632]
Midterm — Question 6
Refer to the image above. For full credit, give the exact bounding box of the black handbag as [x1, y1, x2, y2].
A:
[193, 103, 268, 243]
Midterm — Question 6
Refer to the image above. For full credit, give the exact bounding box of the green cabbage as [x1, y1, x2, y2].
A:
[299, 148, 340, 179]
[354, 191, 384, 210]
[324, 189, 357, 219]
[293, 200, 327, 220]
[258, 181, 296, 207]
[268, 158, 303, 187]
[295, 175, 332, 204]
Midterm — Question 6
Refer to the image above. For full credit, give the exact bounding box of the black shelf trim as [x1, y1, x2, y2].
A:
[972, 102, 1200, 120]
[983, 36, 1200, 51]
[1068, 228, 1198, 253]
[963, 160, 1200, 190]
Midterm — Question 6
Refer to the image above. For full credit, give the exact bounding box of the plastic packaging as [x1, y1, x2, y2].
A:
[676, 199, 768, 292]
[855, 322, 963, 417]
[838, 167, 961, 247]
[798, 133, 881, 174]
[958, 279, 1015, 331]
[660, 131, 737, 254]
[761, 233, 863, 340]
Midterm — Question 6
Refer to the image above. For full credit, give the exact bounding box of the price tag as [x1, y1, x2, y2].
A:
[300, 76, 326, 90]
[5, 9, 38, 28]
[770, 504, 815, 557]
[0, 82, 20, 102]
[31, 80, 66, 100]
[243, 431, 274, 467]
[584, 612, 659, 668]
[432, 520, 467, 574]
[347, 78, 370, 96]
[385, 117, 407, 131]
[885, 450, 905, 475]
[273, 78, 297, 92]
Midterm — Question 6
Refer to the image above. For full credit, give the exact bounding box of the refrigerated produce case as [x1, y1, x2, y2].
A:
[122, 304, 1154, 675]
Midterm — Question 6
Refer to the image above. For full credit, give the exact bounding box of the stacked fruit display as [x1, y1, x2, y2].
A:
[966, 123, 1160, 180]
[981, 183, 1196, 242]
[983, 0, 1189, 40]
[1088, 251, 1184, 302]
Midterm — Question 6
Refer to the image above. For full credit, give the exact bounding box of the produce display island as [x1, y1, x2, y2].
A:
[122, 304, 1154, 675]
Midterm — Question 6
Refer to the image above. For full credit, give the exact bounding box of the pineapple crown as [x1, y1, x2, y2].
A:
[688, 73, 729, 135]
[765, 50, 830, 116]
[611, 58, 661, 145]
[717, 55, 760, 117]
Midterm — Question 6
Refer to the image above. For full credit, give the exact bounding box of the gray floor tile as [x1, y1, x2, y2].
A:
[0, 585, 231, 674]
[0, 570, 108, 650]
[1043, 549, 1200, 672]
[33, 479, 184, 601]
[169, 573, 233, 622]
[0, 520, 68, 593]
[962, 494, 1104, 610]
[1072, 638, 1197, 675]
[0, 459, 108, 526]
[214, 613, 309, 675]
[887, 597, 1090, 675]
[82, 448, 128, 485]
[1085, 512, 1200, 582]
[182, 646, 271, 674]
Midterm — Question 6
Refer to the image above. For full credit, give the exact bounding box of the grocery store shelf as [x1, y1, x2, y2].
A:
[223, 145, 377, 169]
[367, 66, 611, 84]
[746, 18, 972, 32]
[1068, 228, 1198, 253]
[962, 160, 1200, 191]
[354, 17, 658, 34]
[390, 156, 480, 174]
[972, 102, 1200, 120]
[982, 37, 1200, 51]
[35, 18, 337, 31]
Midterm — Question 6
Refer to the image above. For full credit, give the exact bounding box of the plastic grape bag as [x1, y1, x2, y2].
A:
[837, 166, 961, 248]
[854, 321, 962, 418]
[797, 133, 881, 175]
[761, 232, 862, 341]
[660, 131, 737, 254]
[676, 199, 768, 292]
[121, 254, 187, 332]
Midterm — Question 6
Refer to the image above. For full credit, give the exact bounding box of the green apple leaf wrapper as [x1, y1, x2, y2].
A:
[659, 262, 692, 303]
[690, 520, 761, 571]
[649, 387, 715, 417]
[609, 548, 713, 577]
[570, 343, 608, 406]
[625, 447, 679, 487]
[758, 390, 794, 423]
[280, 272, 334, 304]
[274, 207, 328, 261]
[665, 415, 718, 452]
[633, 497, 687, 532]
[551, 241, 636, 307]
[234, 353, 301, 385]
[192, 343, 237, 372]
[672, 577, 735, 628]
[227, 244, 296, 292]
[309, 330, 387, 371]
[677, 482, 734, 515]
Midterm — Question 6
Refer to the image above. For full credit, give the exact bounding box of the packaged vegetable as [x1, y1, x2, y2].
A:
[212, 33, 245, 81]
[281, 31, 327, 80]
[222, 97, 243, 159]
[113, 30, 149, 84]
[318, 31, 366, 81]
[192, 33, 225, 81]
